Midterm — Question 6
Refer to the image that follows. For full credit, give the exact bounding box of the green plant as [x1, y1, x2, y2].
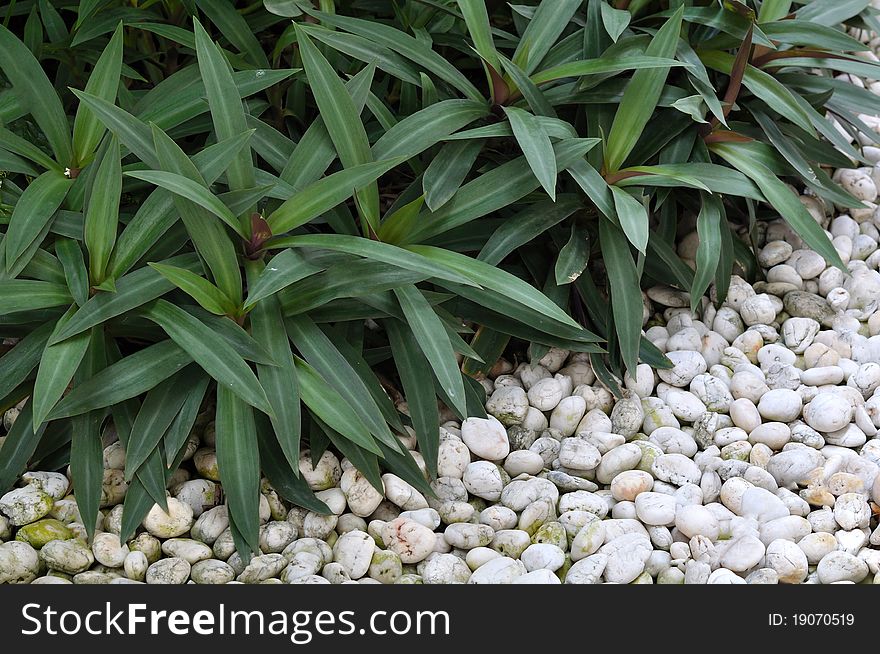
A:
[297, 0, 874, 382]
[1, 0, 878, 561]
[0, 1, 605, 561]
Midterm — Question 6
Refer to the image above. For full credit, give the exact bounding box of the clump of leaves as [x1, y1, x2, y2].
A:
[0, 2, 602, 561]
[1, 0, 879, 561]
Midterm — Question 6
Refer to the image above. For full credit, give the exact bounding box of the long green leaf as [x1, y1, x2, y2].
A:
[422, 140, 482, 211]
[610, 185, 649, 255]
[84, 135, 121, 284]
[243, 249, 322, 309]
[393, 284, 467, 418]
[605, 6, 684, 172]
[457, 0, 500, 70]
[295, 357, 381, 455]
[266, 157, 405, 234]
[125, 170, 244, 238]
[32, 308, 91, 427]
[250, 291, 302, 476]
[48, 254, 200, 344]
[599, 217, 641, 376]
[149, 263, 237, 316]
[0, 280, 72, 314]
[142, 299, 273, 416]
[305, 9, 483, 101]
[123, 365, 203, 479]
[286, 314, 400, 451]
[265, 234, 477, 288]
[691, 193, 723, 313]
[69, 327, 104, 542]
[193, 18, 254, 213]
[512, 0, 582, 75]
[0, 399, 47, 492]
[5, 170, 72, 274]
[297, 28, 378, 234]
[504, 106, 557, 199]
[372, 100, 488, 161]
[216, 385, 261, 559]
[72, 23, 123, 164]
[48, 340, 192, 420]
[0, 24, 72, 165]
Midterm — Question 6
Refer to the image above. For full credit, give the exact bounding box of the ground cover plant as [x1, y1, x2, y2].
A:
[1, 0, 879, 562]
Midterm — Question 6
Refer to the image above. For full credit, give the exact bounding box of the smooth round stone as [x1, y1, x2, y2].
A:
[40, 539, 94, 574]
[486, 386, 529, 426]
[191, 506, 228, 545]
[237, 554, 287, 584]
[801, 366, 844, 386]
[461, 416, 510, 461]
[664, 389, 707, 422]
[341, 468, 384, 518]
[420, 553, 469, 584]
[739, 486, 790, 522]
[610, 470, 653, 501]
[0, 541, 40, 584]
[191, 559, 235, 585]
[500, 478, 558, 512]
[651, 454, 702, 486]
[463, 461, 506, 501]
[382, 474, 428, 511]
[797, 532, 838, 565]
[740, 294, 777, 326]
[558, 437, 601, 471]
[437, 438, 471, 479]
[384, 518, 435, 564]
[146, 557, 191, 585]
[281, 552, 323, 582]
[444, 523, 494, 550]
[142, 498, 194, 539]
[803, 394, 854, 432]
[833, 493, 871, 530]
[757, 389, 802, 422]
[333, 530, 375, 579]
[596, 444, 642, 484]
[123, 551, 148, 581]
[527, 378, 564, 411]
[816, 551, 869, 584]
[600, 534, 652, 584]
[570, 520, 604, 561]
[92, 533, 129, 568]
[749, 422, 791, 450]
[490, 529, 531, 559]
[675, 505, 720, 540]
[719, 536, 765, 572]
[766, 448, 825, 486]
[503, 450, 544, 476]
[465, 547, 502, 571]
[520, 543, 565, 572]
[634, 492, 676, 526]
[398, 508, 441, 531]
[0, 485, 54, 526]
[14, 518, 72, 549]
[298, 451, 341, 490]
[558, 491, 607, 517]
[658, 351, 707, 387]
[21, 472, 69, 501]
[781, 318, 820, 353]
[479, 505, 517, 532]
[259, 521, 298, 553]
[467, 556, 526, 584]
[548, 395, 587, 436]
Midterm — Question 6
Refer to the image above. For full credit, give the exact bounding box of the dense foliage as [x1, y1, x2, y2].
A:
[0, 0, 878, 560]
